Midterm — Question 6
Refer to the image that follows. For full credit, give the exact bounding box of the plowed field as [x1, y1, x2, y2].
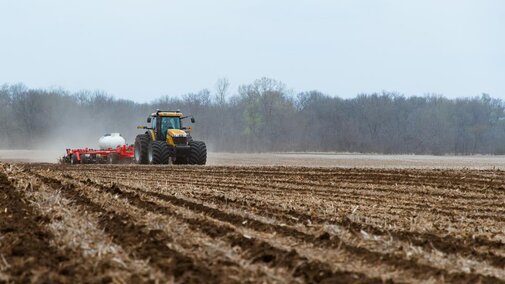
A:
[0, 163, 504, 283]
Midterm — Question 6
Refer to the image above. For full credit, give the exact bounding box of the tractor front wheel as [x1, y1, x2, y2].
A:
[188, 141, 207, 165]
[149, 141, 170, 164]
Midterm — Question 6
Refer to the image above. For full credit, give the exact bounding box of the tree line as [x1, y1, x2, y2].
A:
[1, 78, 504, 155]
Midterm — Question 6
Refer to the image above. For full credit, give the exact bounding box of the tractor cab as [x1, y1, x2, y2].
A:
[135, 110, 205, 165]
[146, 110, 196, 143]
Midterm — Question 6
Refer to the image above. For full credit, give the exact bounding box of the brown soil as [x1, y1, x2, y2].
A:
[1, 163, 504, 283]
[0, 172, 100, 283]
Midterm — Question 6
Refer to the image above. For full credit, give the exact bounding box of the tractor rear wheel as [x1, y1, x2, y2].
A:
[188, 141, 207, 165]
[149, 141, 170, 164]
[134, 134, 150, 164]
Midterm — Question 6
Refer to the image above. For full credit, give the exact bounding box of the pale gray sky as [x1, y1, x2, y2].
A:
[0, 0, 503, 102]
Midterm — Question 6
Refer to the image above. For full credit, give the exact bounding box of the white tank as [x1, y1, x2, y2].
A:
[98, 133, 126, 149]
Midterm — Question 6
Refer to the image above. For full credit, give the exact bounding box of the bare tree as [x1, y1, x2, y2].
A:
[1, 80, 504, 154]
[215, 78, 230, 106]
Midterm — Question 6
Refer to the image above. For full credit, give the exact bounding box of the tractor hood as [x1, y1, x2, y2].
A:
[167, 129, 187, 138]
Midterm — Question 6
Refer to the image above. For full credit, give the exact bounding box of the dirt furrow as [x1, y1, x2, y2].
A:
[52, 165, 505, 195]
[68, 171, 505, 270]
[88, 173, 505, 240]
[32, 172, 225, 284]
[17, 163, 505, 283]
[74, 175, 505, 283]
[0, 169, 98, 283]
[159, 176, 505, 220]
[81, 171, 505, 214]
[47, 171, 385, 283]
[188, 189, 505, 269]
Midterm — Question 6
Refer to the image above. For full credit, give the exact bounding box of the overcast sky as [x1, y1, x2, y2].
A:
[0, 0, 503, 102]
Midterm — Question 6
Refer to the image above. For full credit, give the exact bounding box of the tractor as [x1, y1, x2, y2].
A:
[134, 110, 207, 165]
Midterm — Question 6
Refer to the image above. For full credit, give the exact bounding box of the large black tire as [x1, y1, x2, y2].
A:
[149, 141, 170, 164]
[188, 141, 207, 165]
[134, 134, 150, 164]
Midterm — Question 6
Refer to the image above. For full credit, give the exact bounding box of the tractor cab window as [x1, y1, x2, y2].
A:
[151, 117, 157, 129]
[160, 117, 181, 138]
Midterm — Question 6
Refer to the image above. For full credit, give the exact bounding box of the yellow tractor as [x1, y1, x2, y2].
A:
[134, 110, 207, 165]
